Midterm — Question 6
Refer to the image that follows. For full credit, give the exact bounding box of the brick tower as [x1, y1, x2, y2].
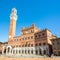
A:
[8, 8, 18, 44]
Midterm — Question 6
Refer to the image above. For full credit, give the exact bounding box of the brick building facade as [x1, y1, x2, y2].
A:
[2, 8, 57, 56]
[51, 38, 60, 56]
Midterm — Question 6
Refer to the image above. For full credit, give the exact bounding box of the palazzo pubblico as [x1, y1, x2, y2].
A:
[2, 8, 57, 56]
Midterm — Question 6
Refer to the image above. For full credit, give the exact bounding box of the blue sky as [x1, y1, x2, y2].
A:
[0, 0, 60, 42]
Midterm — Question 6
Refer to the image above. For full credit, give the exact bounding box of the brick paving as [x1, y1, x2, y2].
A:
[0, 55, 60, 60]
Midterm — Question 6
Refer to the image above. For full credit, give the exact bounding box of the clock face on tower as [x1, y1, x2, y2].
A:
[9, 35, 11, 38]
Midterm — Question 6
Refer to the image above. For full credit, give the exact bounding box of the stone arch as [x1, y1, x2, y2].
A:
[4, 48, 6, 54]
[35, 49, 38, 55]
[2, 46, 6, 54]
[6, 45, 12, 54]
[7, 47, 10, 53]
[28, 50, 30, 54]
[43, 50, 46, 55]
[31, 50, 33, 54]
